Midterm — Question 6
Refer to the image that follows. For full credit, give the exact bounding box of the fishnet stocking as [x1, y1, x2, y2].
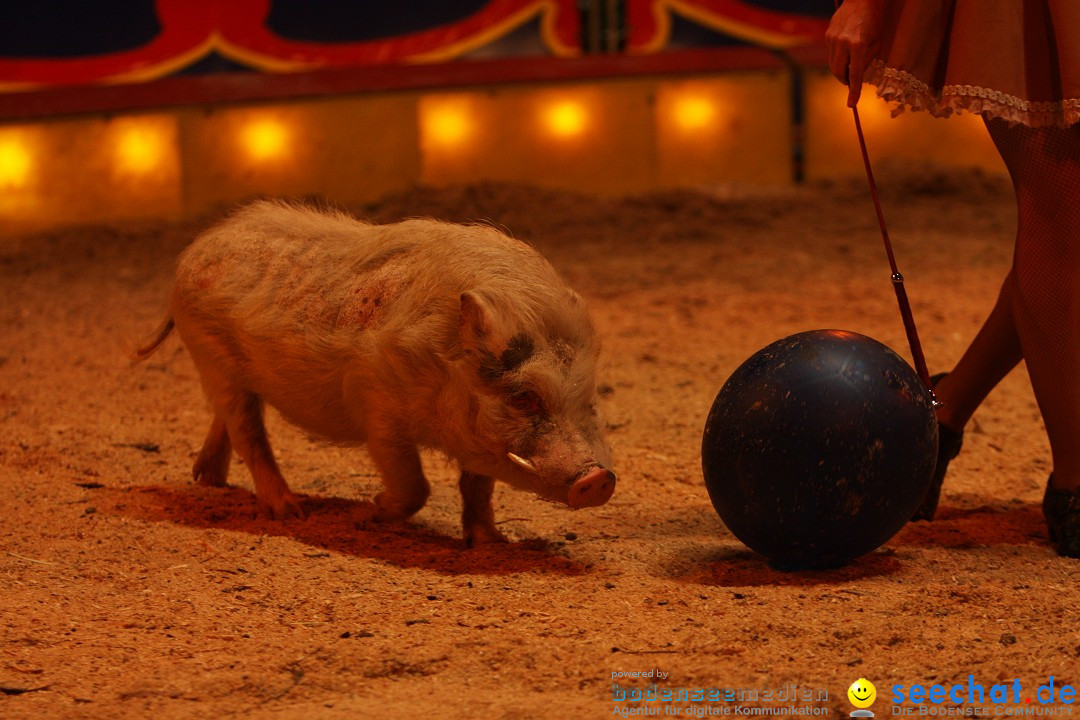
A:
[987, 118, 1080, 489]
[933, 270, 1022, 432]
[935, 118, 1080, 490]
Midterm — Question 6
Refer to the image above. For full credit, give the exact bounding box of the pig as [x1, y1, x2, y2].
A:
[136, 200, 616, 544]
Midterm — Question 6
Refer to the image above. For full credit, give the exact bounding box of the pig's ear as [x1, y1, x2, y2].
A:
[459, 291, 494, 356]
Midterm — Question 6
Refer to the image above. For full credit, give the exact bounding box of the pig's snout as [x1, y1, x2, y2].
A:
[567, 466, 616, 509]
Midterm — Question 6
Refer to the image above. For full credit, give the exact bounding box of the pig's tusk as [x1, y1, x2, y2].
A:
[507, 452, 539, 474]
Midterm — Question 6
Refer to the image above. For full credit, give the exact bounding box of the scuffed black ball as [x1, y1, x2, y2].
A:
[702, 330, 938, 569]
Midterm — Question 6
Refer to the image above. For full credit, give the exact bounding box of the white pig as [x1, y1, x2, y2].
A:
[137, 201, 616, 544]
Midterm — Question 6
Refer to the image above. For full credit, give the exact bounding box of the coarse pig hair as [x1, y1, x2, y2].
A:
[149, 200, 607, 488]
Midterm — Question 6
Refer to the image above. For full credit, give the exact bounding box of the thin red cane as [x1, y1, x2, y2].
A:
[851, 106, 936, 396]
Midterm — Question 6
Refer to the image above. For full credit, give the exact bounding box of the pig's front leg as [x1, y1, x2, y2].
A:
[366, 438, 431, 522]
[459, 471, 508, 546]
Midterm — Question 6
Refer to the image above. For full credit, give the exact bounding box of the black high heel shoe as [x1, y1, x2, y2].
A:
[1042, 475, 1080, 558]
[911, 373, 963, 522]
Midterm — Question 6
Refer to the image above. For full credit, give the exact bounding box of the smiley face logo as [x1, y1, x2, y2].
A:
[848, 678, 877, 708]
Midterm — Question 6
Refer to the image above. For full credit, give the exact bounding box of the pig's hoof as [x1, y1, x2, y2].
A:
[464, 524, 509, 547]
[258, 492, 305, 520]
[372, 493, 423, 522]
[193, 461, 228, 488]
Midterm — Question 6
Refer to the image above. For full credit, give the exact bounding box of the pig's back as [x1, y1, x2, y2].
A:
[173, 201, 576, 343]
[174, 201, 411, 325]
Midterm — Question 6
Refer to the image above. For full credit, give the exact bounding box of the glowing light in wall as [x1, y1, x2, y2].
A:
[673, 95, 717, 132]
[421, 96, 476, 151]
[544, 101, 587, 138]
[852, 89, 895, 132]
[116, 125, 166, 175]
[242, 117, 290, 161]
[0, 136, 33, 188]
[427, 106, 471, 147]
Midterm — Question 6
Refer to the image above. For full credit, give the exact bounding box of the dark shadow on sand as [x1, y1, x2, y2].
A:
[675, 545, 905, 587]
[893, 497, 1049, 549]
[99, 483, 587, 577]
[656, 498, 1050, 587]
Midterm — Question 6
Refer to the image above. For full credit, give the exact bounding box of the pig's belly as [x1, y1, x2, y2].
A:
[242, 340, 368, 445]
[261, 382, 365, 445]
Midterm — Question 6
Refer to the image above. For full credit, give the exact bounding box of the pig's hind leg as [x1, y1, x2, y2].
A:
[177, 319, 302, 519]
[459, 471, 508, 546]
[218, 392, 304, 520]
[193, 414, 232, 487]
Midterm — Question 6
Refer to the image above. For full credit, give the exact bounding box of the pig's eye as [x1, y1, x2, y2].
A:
[509, 390, 546, 417]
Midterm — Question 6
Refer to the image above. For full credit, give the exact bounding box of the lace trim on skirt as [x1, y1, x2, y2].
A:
[866, 59, 1080, 128]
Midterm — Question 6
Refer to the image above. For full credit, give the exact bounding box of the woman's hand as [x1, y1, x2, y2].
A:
[826, 0, 886, 107]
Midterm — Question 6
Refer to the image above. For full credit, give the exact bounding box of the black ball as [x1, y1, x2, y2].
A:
[701, 330, 938, 569]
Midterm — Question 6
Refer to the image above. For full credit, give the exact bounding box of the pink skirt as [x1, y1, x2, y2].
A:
[866, 0, 1080, 127]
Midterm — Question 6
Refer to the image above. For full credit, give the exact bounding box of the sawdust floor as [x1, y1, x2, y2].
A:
[3, 165, 1078, 720]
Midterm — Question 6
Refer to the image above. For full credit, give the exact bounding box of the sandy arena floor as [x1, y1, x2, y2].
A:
[2, 166, 1078, 720]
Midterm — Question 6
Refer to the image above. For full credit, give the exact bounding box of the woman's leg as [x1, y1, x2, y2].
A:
[986, 118, 1080, 492]
[914, 269, 1022, 521]
[933, 270, 1023, 434]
